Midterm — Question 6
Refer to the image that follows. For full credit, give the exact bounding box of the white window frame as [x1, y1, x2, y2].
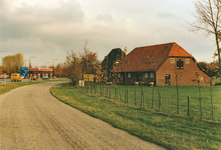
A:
[145, 73, 149, 78]
[171, 58, 175, 63]
[185, 58, 190, 64]
[128, 73, 131, 78]
[118, 73, 121, 78]
[150, 73, 154, 79]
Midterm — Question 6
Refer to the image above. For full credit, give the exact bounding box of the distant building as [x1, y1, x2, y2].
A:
[113, 42, 211, 86]
[102, 48, 125, 80]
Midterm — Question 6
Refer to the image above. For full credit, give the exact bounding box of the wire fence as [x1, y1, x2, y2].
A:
[80, 82, 221, 122]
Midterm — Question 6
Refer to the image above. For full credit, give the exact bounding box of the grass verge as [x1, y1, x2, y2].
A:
[51, 83, 221, 150]
[0, 79, 69, 95]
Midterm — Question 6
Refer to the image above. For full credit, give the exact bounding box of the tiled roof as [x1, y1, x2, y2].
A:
[113, 42, 193, 72]
[169, 43, 192, 57]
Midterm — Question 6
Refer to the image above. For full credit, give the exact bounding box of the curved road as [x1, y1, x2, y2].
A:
[0, 82, 166, 150]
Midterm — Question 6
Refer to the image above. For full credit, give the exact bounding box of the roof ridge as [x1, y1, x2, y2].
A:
[135, 42, 175, 49]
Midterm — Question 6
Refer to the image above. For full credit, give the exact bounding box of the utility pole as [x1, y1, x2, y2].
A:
[53, 59, 57, 76]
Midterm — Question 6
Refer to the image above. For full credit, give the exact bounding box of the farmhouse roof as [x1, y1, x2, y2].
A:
[113, 42, 193, 72]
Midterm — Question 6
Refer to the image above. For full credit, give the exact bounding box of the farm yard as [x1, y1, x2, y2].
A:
[51, 82, 221, 150]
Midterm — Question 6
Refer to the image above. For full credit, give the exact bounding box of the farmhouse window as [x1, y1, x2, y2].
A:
[185, 58, 190, 64]
[170, 58, 175, 63]
[128, 73, 131, 78]
[150, 73, 154, 78]
[118, 73, 121, 78]
[145, 73, 149, 78]
[177, 59, 183, 69]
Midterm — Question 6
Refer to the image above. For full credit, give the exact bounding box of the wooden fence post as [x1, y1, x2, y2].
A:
[95, 85, 97, 95]
[152, 85, 154, 109]
[134, 86, 137, 106]
[127, 89, 129, 103]
[199, 86, 203, 119]
[210, 81, 214, 121]
[106, 86, 108, 98]
[187, 96, 190, 117]
[116, 86, 118, 100]
[100, 82, 102, 96]
[109, 85, 111, 99]
[90, 82, 92, 94]
[119, 86, 122, 101]
[159, 93, 162, 112]
[103, 83, 105, 97]
[168, 86, 170, 113]
[115, 87, 117, 100]
[143, 91, 145, 108]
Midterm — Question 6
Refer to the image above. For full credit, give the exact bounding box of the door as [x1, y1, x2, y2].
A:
[165, 74, 170, 86]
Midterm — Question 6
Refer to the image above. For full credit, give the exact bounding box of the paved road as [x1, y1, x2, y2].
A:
[0, 82, 166, 150]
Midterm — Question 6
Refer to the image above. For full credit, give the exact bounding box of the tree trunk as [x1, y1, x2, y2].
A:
[215, 33, 221, 76]
[176, 68, 179, 115]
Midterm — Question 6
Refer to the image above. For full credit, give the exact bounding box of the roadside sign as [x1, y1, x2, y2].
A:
[83, 74, 94, 82]
[20, 67, 29, 77]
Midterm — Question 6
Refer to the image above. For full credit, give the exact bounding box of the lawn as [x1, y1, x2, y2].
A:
[51, 83, 221, 150]
[84, 83, 221, 122]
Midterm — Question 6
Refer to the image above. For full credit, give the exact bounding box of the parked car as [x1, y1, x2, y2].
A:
[42, 76, 49, 80]
[52, 76, 56, 79]
[0, 75, 7, 79]
[31, 76, 38, 80]
[11, 73, 22, 82]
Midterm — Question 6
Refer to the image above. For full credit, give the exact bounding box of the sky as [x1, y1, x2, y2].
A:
[0, 0, 217, 68]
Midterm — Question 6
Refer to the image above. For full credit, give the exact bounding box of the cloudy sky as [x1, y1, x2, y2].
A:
[0, 0, 216, 67]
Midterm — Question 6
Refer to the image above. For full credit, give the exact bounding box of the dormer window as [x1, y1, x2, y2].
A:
[177, 59, 183, 69]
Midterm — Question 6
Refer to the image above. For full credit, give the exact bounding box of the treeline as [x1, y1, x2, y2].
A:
[65, 41, 98, 85]
[198, 61, 220, 77]
[0, 53, 24, 75]
[0, 53, 68, 77]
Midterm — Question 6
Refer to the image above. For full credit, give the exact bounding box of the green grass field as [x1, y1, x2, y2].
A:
[87, 83, 221, 122]
[51, 83, 221, 150]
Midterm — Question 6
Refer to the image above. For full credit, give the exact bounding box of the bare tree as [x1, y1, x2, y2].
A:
[190, 0, 221, 76]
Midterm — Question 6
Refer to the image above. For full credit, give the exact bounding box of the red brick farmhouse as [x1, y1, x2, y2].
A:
[113, 42, 211, 86]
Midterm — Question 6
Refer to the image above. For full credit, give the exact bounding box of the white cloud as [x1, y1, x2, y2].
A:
[0, 0, 217, 67]
[157, 12, 181, 19]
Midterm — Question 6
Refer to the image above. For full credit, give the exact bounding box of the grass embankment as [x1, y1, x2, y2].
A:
[51, 83, 221, 150]
[0, 79, 69, 95]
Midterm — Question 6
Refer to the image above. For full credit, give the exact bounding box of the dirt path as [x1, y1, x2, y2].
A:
[0, 82, 166, 150]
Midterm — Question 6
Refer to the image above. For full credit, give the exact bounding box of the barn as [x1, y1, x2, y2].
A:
[113, 42, 211, 86]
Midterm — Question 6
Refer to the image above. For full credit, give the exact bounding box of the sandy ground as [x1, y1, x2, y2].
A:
[0, 82, 167, 150]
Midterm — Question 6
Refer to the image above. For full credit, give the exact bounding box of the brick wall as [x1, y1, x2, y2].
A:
[156, 57, 211, 86]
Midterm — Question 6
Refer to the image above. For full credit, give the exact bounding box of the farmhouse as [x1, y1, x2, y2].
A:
[113, 42, 211, 86]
